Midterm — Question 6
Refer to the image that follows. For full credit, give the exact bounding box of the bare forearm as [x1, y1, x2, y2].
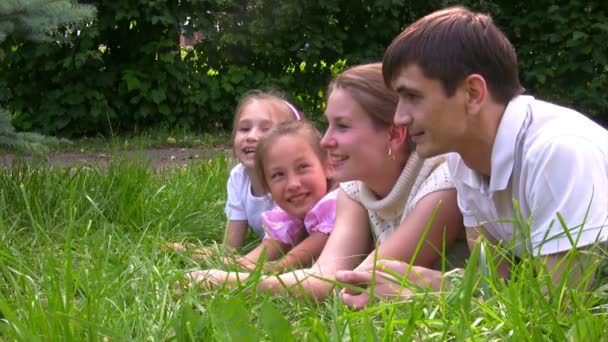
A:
[269, 233, 329, 272]
[223, 220, 249, 250]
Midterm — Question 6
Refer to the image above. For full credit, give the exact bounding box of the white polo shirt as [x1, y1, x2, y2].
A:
[448, 95, 608, 257]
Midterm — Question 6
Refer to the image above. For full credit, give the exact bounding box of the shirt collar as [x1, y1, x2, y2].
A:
[488, 95, 533, 192]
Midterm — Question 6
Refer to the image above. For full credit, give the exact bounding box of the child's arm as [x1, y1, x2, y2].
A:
[236, 238, 291, 270]
[265, 232, 329, 273]
[223, 220, 249, 251]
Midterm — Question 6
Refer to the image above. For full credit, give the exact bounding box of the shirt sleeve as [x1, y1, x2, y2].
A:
[224, 170, 247, 220]
[526, 136, 608, 255]
[261, 206, 305, 246]
[304, 190, 337, 235]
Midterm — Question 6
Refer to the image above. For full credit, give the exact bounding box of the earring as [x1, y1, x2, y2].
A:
[388, 147, 395, 161]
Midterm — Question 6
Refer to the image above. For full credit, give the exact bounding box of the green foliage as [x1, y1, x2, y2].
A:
[0, 107, 66, 154]
[0, 0, 95, 151]
[0, 1, 607, 136]
[497, 1, 608, 120]
[0, 0, 96, 44]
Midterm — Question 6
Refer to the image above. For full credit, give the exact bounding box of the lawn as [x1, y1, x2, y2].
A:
[0, 150, 606, 340]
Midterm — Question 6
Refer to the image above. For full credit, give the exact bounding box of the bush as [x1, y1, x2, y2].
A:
[0, 0, 606, 136]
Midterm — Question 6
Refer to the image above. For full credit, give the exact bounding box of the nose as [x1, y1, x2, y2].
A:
[320, 129, 334, 149]
[393, 100, 412, 127]
[286, 173, 301, 191]
[246, 127, 261, 141]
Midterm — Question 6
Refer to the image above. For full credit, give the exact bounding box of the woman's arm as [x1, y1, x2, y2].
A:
[223, 220, 250, 251]
[258, 188, 373, 299]
[358, 189, 463, 269]
[266, 232, 329, 272]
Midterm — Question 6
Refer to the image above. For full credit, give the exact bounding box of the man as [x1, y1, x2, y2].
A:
[336, 6, 608, 309]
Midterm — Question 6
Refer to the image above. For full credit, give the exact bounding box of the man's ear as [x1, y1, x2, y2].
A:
[463, 74, 488, 115]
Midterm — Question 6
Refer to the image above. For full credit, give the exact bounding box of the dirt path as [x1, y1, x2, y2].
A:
[0, 147, 231, 171]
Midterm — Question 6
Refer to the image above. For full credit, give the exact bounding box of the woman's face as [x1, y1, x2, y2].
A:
[320, 88, 391, 183]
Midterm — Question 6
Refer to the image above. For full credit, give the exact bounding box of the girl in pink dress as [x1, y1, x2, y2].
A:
[187, 120, 336, 283]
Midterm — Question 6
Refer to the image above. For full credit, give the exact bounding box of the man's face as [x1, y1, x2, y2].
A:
[391, 64, 468, 158]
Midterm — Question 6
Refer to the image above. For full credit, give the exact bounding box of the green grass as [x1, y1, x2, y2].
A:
[0, 157, 606, 340]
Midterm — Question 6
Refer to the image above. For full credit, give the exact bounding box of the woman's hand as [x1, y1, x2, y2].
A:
[336, 259, 445, 310]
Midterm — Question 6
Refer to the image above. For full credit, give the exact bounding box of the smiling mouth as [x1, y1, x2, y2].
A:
[242, 147, 255, 156]
[330, 155, 348, 163]
[288, 193, 309, 204]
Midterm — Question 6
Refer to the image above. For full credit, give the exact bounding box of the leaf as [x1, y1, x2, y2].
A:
[230, 71, 244, 84]
[209, 296, 260, 342]
[150, 89, 166, 104]
[259, 300, 295, 342]
[123, 73, 141, 92]
[158, 104, 170, 116]
[572, 31, 588, 41]
[159, 52, 174, 64]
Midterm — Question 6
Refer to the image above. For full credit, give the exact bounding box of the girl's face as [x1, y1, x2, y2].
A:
[320, 88, 391, 183]
[263, 135, 330, 219]
[234, 99, 285, 169]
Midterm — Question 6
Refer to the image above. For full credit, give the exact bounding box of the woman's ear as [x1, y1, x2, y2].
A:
[388, 124, 407, 146]
[463, 74, 487, 115]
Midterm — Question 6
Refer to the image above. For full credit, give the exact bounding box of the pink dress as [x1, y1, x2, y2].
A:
[261, 190, 337, 245]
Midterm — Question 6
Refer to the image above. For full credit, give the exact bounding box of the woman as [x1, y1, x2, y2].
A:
[188, 63, 465, 299]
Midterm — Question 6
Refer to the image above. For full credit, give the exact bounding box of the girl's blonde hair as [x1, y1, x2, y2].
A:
[231, 89, 301, 153]
[254, 120, 330, 192]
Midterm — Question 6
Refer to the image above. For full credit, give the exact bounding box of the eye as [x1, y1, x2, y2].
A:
[337, 123, 349, 130]
[331, 121, 349, 130]
[270, 171, 284, 181]
[297, 163, 310, 172]
[238, 126, 251, 132]
[403, 92, 419, 102]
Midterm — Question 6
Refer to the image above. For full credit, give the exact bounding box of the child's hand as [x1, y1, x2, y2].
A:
[166, 242, 219, 261]
[180, 269, 231, 289]
[236, 257, 257, 271]
[262, 261, 278, 273]
[166, 242, 195, 252]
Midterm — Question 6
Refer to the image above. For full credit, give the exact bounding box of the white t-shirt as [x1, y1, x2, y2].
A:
[449, 95, 608, 257]
[224, 163, 275, 237]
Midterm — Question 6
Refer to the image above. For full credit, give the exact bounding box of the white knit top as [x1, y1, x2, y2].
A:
[341, 152, 454, 243]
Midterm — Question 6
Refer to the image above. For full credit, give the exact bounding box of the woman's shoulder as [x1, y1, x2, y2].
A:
[339, 181, 361, 201]
[412, 159, 454, 200]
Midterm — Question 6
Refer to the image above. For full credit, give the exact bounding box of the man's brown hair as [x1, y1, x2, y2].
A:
[383, 6, 524, 104]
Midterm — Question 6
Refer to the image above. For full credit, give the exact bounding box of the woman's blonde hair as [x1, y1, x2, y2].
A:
[327, 63, 397, 129]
